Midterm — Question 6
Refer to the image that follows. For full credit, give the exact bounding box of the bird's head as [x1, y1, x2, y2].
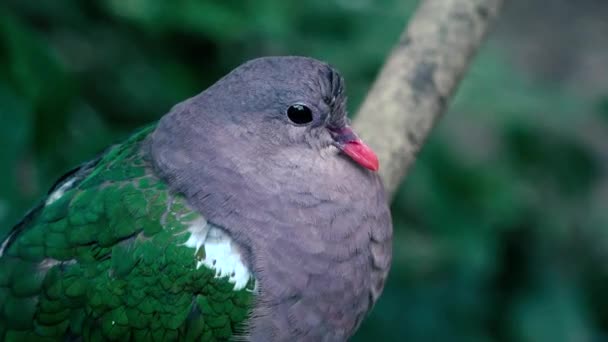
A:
[194, 56, 379, 172]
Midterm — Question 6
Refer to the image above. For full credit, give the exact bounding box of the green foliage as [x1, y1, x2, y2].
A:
[1, 0, 607, 341]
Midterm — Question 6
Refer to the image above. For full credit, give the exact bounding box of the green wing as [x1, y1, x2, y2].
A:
[0, 125, 255, 341]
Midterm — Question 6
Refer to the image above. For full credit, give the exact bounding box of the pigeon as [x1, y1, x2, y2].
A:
[0, 56, 392, 341]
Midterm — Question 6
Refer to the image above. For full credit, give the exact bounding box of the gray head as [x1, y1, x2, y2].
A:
[177, 56, 379, 172]
[150, 56, 392, 341]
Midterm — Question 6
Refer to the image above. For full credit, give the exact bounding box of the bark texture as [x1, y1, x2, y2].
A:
[353, 0, 503, 197]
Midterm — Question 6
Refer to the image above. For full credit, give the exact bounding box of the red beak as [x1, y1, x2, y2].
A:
[329, 126, 379, 172]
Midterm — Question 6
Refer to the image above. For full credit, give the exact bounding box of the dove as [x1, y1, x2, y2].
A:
[0, 56, 392, 341]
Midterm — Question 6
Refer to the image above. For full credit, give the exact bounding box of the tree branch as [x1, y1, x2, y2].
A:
[353, 0, 503, 198]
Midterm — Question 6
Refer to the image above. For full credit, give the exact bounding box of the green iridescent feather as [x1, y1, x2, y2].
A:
[0, 125, 255, 341]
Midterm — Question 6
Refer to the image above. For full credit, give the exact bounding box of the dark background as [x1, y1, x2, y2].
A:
[1, 0, 608, 341]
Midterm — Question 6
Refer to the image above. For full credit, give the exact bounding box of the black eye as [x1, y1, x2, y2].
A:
[287, 104, 314, 125]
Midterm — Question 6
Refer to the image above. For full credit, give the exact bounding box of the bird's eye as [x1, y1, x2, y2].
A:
[286, 104, 314, 125]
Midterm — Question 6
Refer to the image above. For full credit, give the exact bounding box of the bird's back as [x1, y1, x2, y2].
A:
[0, 125, 255, 341]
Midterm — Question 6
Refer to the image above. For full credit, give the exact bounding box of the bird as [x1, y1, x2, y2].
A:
[0, 56, 392, 341]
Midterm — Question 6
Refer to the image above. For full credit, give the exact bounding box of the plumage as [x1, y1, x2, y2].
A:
[0, 56, 392, 341]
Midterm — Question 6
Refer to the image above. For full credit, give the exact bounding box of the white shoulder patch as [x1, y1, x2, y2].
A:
[183, 218, 253, 291]
[46, 178, 77, 205]
[183, 218, 209, 251]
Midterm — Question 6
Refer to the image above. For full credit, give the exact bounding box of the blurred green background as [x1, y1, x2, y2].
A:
[1, 0, 608, 341]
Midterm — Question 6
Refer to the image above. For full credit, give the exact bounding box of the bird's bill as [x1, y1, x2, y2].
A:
[329, 126, 379, 172]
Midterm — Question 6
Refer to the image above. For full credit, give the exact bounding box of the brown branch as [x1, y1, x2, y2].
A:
[353, 0, 503, 198]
